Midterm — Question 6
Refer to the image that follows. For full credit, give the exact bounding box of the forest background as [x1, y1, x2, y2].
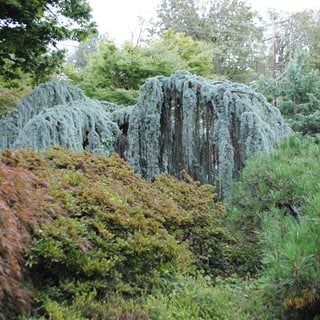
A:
[2, 0, 320, 134]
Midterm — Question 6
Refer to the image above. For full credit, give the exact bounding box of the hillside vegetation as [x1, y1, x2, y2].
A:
[0, 146, 230, 319]
[1, 2, 320, 318]
[0, 135, 319, 319]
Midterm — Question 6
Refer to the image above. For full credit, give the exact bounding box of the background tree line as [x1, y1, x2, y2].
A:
[2, 0, 320, 133]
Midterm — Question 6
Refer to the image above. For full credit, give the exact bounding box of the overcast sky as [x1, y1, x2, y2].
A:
[88, 0, 320, 44]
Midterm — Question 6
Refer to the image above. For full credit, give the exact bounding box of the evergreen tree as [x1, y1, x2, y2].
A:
[255, 52, 320, 135]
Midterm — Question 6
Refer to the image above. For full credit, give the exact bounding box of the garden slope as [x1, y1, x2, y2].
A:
[0, 147, 228, 319]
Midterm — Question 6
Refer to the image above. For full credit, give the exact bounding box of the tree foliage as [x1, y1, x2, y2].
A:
[127, 70, 290, 198]
[65, 31, 216, 105]
[0, 85, 26, 118]
[255, 52, 320, 134]
[157, 0, 202, 39]
[0, 73, 290, 199]
[267, 9, 320, 75]
[0, 0, 96, 81]
[68, 34, 101, 69]
[156, 0, 263, 82]
[228, 136, 320, 318]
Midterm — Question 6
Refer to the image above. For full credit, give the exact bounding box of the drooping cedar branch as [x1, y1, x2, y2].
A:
[0, 71, 291, 197]
[0, 81, 120, 155]
[126, 71, 291, 197]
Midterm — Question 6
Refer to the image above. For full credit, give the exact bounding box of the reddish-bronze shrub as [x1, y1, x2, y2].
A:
[0, 156, 61, 319]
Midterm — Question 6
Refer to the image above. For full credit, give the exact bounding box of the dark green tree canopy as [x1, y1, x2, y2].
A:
[255, 52, 320, 135]
[0, 0, 96, 79]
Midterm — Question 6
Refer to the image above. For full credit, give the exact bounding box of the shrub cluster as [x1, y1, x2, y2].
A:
[0, 147, 229, 319]
[228, 135, 320, 319]
[2, 136, 319, 319]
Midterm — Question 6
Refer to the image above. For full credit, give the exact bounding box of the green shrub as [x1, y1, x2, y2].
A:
[153, 174, 230, 275]
[228, 135, 320, 318]
[1, 146, 229, 319]
[146, 274, 278, 320]
[0, 75, 32, 118]
[0, 87, 21, 117]
[147, 274, 234, 320]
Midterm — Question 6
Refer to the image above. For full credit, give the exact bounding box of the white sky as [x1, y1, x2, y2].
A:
[88, 0, 320, 44]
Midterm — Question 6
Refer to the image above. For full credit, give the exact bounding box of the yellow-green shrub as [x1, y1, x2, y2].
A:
[1, 146, 229, 319]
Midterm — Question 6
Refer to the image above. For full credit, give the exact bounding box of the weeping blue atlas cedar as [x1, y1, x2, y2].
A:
[0, 71, 291, 197]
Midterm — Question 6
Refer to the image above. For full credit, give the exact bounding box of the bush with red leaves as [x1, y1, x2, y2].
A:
[0, 161, 60, 319]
